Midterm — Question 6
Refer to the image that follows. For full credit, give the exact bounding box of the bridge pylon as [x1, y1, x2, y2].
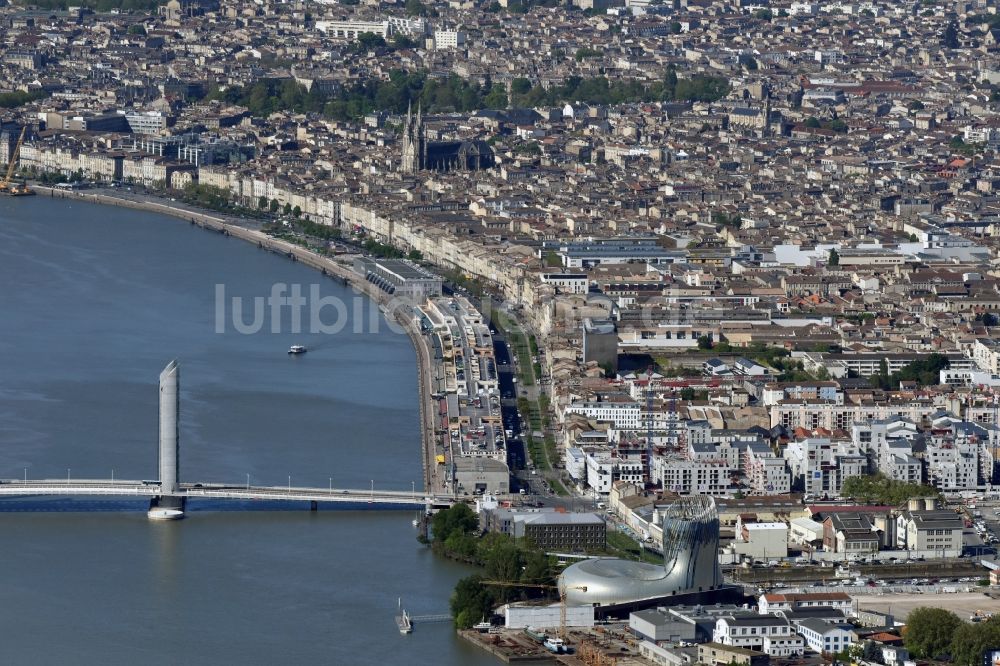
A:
[150, 360, 184, 521]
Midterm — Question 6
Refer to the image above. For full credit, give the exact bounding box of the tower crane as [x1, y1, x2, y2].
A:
[479, 579, 587, 641]
[0, 126, 32, 196]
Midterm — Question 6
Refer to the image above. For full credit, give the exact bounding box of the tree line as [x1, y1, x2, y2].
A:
[0, 90, 48, 109]
[15, 0, 158, 11]
[869, 353, 950, 390]
[839, 472, 940, 506]
[430, 504, 555, 629]
[903, 607, 997, 666]
[206, 68, 731, 122]
[507, 69, 730, 108]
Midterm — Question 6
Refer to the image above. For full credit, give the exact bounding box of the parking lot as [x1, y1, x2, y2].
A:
[849, 591, 1000, 622]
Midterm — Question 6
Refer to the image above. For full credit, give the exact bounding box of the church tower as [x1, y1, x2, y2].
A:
[761, 87, 771, 138]
[401, 101, 425, 174]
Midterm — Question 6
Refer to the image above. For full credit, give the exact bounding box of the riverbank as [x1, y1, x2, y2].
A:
[35, 185, 441, 495]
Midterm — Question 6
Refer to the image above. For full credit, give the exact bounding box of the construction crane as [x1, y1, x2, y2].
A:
[0, 126, 32, 196]
[480, 579, 587, 641]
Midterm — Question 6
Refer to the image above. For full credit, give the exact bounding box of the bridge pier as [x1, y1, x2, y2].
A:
[310, 500, 318, 511]
[148, 495, 185, 521]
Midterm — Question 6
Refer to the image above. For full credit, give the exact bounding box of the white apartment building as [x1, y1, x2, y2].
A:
[758, 592, 853, 616]
[973, 339, 1000, 375]
[539, 272, 589, 295]
[713, 617, 804, 657]
[658, 458, 733, 496]
[745, 445, 791, 495]
[434, 29, 466, 49]
[783, 438, 866, 499]
[565, 401, 642, 430]
[316, 19, 391, 38]
[584, 452, 644, 495]
[796, 619, 853, 655]
[925, 434, 979, 491]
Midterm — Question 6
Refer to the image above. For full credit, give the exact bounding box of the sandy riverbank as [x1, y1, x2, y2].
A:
[36, 185, 442, 494]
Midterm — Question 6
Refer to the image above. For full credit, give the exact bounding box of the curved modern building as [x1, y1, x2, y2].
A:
[559, 496, 723, 608]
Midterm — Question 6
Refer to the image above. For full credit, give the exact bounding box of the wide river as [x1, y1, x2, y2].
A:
[0, 196, 494, 665]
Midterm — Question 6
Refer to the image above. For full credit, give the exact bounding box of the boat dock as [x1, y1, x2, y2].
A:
[393, 598, 449, 635]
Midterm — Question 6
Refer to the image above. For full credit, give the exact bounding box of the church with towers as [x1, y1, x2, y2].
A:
[401, 102, 494, 174]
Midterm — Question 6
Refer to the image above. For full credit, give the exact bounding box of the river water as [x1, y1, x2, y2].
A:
[0, 196, 494, 665]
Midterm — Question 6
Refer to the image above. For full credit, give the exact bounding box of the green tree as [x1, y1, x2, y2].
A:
[521, 549, 551, 583]
[805, 117, 821, 128]
[482, 84, 508, 108]
[664, 66, 678, 97]
[269, 199, 279, 213]
[450, 575, 497, 629]
[431, 503, 479, 543]
[904, 607, 962, 658]
[484, 540, 523, 584]
[828, 248, 840, 266]
[511, 77, 532, 96]
[944, 20, 959, 49]
[258, 196, 268, 210]
[283, 202, 292, 215]
[405, 0, 428, 15]
[292, 205, 301, 218]
[392, 34, 417, 49]
[841, 473, 940, 506]
[355, 32, 387, 52]
[952, 618, 1000, 666]
[680, 387, 696, 401]
[697, 335, 713, 350]
[753, 7, 772, 20]
[0, 89, 48, 108]
[127, 23, 146, 35]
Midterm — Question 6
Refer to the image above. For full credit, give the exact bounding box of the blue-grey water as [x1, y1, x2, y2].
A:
[0, 196, 493, 665]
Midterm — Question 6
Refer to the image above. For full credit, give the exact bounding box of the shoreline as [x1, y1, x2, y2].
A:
[36, 186, 440, 495]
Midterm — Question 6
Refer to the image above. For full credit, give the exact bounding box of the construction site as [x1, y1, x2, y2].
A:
[460, 625, 648, 665]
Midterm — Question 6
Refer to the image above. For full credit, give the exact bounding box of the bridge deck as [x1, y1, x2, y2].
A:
[0, 480, 456, 507]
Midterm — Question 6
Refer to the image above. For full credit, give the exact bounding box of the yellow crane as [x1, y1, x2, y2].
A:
[480, 579, 587, 642]
[1, 126, 32, 196]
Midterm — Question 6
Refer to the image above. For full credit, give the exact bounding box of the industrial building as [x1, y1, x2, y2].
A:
[482, 507, 606, 551]
[353, 257, 443, 302]
[452, 457, 509, 495]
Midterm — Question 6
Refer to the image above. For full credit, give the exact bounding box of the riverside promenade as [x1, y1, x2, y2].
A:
[37, 186, 442, 495]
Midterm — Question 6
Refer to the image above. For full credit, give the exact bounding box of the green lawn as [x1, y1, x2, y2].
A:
[549, 477, 569, 497]
[605, 530, 661, 564]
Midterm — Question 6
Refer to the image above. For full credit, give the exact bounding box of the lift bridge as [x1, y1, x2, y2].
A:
[0, 361, 456, 520]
